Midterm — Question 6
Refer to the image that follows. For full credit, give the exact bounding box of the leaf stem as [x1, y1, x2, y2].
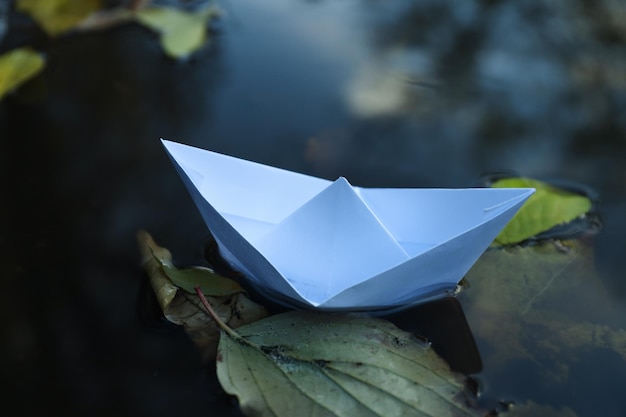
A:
[194, 286, 241, 340]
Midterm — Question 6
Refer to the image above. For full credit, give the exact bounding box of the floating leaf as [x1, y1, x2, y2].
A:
[138, 230, 267, 361]
[0, 48, 44, 100]
[73, 7, 134, 32]
[162, 264, 243, 296]
[140, 230, 242, 297]
[491, 177, 592, 245]
[214, 311, 484, 417]
[16, 0, 102, 36]
[135, 6, 218, 58]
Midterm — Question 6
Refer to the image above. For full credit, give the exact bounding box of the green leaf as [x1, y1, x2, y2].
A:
[491, 178, 592, 245]
[0, 48, 45, 100]
[216, 311, 483, 417]
[135, 6, 218, 59]
[17, 0, 102, 36]
[162, 264, 243, 296]
[138, 231, 243, 297]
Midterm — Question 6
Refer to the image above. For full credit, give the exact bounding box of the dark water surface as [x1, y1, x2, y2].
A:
[2, 0, 625, 416]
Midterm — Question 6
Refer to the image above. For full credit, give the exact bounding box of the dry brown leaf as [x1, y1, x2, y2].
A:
[137, 230, 268, 362]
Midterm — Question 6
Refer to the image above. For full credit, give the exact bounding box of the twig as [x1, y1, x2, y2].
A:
[195, 286, 241, 340]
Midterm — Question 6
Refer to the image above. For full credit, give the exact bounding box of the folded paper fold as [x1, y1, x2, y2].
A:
[162, 139, 535, 310]
[254, 177, 410, 304]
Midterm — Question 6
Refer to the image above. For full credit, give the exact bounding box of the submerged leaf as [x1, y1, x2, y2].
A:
[16, 0, 102, 36]
[491, 178, 592, 245]
[138, 230, 267, 361]
[135, 6, 218, 58]
[463, 239, 626, 388]
[464, 241, 585, 317]
[216, 311, 483, 417]
[0, 48, 44, 100]
[506, 401, 579, 417]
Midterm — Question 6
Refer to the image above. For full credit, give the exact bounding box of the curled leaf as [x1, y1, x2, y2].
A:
[135, 6, 219, 58]
[16, 0, 102, 36]
[491, 177, 593, 245]
[138, 230, 268, 361]
[214, 311, 484, 417]
[0, 48, 44, 100]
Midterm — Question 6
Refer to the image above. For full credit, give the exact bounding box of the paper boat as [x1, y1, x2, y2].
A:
[162, 140, 534, 310]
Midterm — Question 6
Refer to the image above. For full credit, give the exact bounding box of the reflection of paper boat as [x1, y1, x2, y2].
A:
[162, 140, 534, 310]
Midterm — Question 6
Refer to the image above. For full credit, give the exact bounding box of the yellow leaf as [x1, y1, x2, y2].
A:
[0, 48, 45, 100]
[491, 177, 593, 245]
[135, 6, 218, 59]
[17, 0, 102, 36]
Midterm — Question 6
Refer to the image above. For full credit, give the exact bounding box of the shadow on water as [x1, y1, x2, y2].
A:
[2, 0, 626, 416]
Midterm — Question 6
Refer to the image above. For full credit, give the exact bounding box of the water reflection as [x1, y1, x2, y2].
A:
[2, 0, 625, 416]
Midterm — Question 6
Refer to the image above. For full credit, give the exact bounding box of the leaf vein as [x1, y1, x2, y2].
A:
[325, 361, 473, 416]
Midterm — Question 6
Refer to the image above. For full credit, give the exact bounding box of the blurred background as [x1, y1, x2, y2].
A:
[1, 0, 625, 416]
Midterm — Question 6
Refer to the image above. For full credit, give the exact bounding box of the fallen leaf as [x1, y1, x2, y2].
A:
[506, 401, 579, 417]
[490, 178, 592, 245]
[135, 6, 218, 58]
[74, 7, 134, 32]
[138, 230, 268, 361]
[0, 48, 45, 100]
[539, 319, 626, 364]
[464, 241, 586, 318]
[158, 259, 243, 296]
[462, 239, 626, 396]
[162, 264, 242, 295]
[16, 0, 102, 36]
[214, 310, 484, 417]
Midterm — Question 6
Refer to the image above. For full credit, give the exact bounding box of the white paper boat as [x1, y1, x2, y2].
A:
[162, 140, 534, 310]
